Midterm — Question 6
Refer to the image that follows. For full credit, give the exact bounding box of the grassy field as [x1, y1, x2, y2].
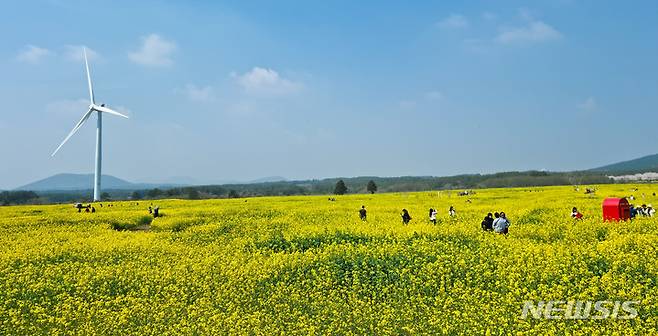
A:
[0, 184, 656, 334]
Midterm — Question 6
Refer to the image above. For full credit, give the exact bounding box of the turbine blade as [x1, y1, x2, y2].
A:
[51, 108, 94, 157]
[94, 105, 129, 118]
[84, 47, 95, 104]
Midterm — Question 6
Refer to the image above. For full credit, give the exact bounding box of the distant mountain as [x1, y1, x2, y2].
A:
[142, 176, 285, 186]
[15, 173, 187, 191]
[15, 173, 290, 192]
[16, 174, 135, 191]
[590, 153, 658, 173]
[248, 176, 287, 184]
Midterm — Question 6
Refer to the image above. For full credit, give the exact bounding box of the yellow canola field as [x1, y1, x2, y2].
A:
[0, 184, 656, 335]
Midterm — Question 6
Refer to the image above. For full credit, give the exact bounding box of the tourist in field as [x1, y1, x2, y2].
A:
[571, 207, 583, 219]
[401, 209, 412, 224]
[449, 206, 456, 217]
[493, 212, 510, 234]
[648, 205, 656, 217]
[630, 205, 637, 219]
[481, 213, 494, 231]
[429, 208, 437, 224]
[641, 204, 649, 217]
[359, 205, 367, 221]
[91, 206, 96, 213]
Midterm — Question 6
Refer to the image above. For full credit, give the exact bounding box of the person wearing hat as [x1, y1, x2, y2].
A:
[641, 204, 649, 217]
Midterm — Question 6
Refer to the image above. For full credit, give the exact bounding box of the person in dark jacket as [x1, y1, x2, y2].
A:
[630, 205, 637, 219]
[481, 213, 494, 231]
[359, 205, 367, 221]
[401, 209, 412, 224]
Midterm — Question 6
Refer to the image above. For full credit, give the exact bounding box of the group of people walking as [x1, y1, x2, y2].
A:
[357, 200, 658, 233]
[359, 205, 511, 234]
[358, 206, 456, 225]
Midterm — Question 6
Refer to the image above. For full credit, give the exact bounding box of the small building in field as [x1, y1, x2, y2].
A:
[602, 197, 630, 221]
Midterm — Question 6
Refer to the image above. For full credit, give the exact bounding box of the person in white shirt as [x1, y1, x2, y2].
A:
[429, 208, 437, 224]
[571, 207, 583, 219]
[493, 212, 510, 234]
[449, 206, 456, 217]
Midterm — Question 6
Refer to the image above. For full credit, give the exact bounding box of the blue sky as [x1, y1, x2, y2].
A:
[0, 0, 657, 189]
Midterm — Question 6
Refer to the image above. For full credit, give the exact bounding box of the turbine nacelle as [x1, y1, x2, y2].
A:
[90, 103, 129, 119]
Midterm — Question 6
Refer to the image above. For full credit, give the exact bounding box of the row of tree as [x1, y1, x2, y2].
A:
[0, 191, 39, 205]
[2, 171, 616, 205]
[333, 179, 378, 195]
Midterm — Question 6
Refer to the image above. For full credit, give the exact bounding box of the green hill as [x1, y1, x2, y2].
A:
[590, 153, 658, 173]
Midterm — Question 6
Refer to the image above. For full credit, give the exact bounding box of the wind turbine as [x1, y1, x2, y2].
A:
[51, 48, 129, 202]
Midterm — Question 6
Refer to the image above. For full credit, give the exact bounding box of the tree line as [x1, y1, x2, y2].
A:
[2, 170, 616, 205]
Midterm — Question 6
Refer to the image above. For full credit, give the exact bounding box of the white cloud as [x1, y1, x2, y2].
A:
[495, 20, 562, 44]
[437, 14, 469, 29]
[179, 84, 216, 102]
[17, 45, 53, 64]
[128, 34, 176, 67]
[398, 100, 417, 109]
[518, 8, 535, 21]
[64, 45, 100, 62]
[462, 38, 489, 53]
[234, 67, 303, 96]
[425, 91, 445, 101]
[482, 12, 497, 21]
[226, 101, 257, 117]
[578, 97, 597, 111]
[45, 98, 89, 116]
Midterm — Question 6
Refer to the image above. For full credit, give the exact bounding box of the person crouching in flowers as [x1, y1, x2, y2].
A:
[571, 207, 583, 219]
[481, 213, 494, 231]
[401, 209, 412, 224]
[493, 212, 510, 235]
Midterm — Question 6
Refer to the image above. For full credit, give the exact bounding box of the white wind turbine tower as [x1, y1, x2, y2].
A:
[51, 48, 129, 202]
